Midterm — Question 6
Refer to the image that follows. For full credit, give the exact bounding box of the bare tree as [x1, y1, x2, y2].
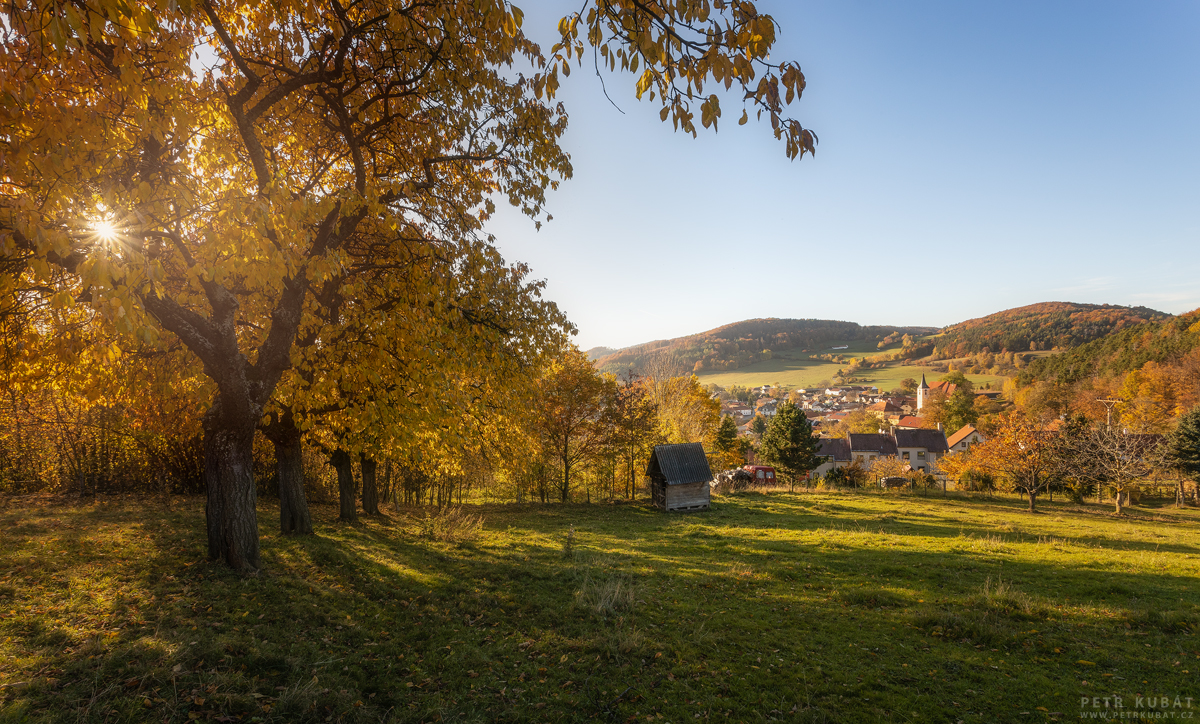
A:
[1067, 426, 1166, 514]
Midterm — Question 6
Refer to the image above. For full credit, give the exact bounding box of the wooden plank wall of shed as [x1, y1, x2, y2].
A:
[665, 482, 710, 511]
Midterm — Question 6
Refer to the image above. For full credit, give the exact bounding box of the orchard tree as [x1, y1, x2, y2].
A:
[2, 0, 815, 572]
[1067, 424, 1164, 514]
[758, 400, 820, 490]
[970, 413, 1060, 513]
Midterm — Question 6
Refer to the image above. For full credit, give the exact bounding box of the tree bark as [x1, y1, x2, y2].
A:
[361, 454, 379, 515]
[203, 401, 261, 573]
[561, 451, 570, 503]
[561, 441, 571, 504]
[1027, 489, 1038, 513]
[332, 450, 357, 522]
[1114, 489, 1124, 515]
[269, 416, 313, 535]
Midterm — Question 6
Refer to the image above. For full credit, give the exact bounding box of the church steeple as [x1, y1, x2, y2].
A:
[919, 374, 929, 389]
[917, 374, 929, 411]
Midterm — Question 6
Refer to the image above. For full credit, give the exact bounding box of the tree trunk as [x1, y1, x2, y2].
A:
[561, 444, 571, 503]
[332, 450, 357, 522]
[1027, 488, 1038, 513]
[1114, 489, 1124, 515]
[361, 455, 379, 515]
[271, 419, 313, 535]
[203, 402, 261, 573]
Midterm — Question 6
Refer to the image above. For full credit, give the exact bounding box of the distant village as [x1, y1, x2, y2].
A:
[716, 375, 1002, 479]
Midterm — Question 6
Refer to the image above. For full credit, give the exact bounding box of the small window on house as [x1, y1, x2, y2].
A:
[918, 451, 926, 460]
[902, 452, 910, 460]
[857, 455, 864, 463]
[972, 435, 979, 443]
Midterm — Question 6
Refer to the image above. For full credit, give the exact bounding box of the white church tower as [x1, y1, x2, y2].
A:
[916, 373, 930, 412]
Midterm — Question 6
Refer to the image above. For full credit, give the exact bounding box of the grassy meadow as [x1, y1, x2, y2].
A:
[696, 351, 1006, 392]
[2, 491, 1198, 723]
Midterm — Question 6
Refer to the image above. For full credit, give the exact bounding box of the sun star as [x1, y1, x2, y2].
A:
[92, 218, 118, 242]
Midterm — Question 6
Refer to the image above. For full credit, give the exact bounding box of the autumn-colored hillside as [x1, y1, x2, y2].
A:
[1021, 308, 1200, 386]
[931, 302, 1169, 357]
[592, 318, 936, 376]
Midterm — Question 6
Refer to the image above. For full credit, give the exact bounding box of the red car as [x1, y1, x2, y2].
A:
[742, 465, 776, 484]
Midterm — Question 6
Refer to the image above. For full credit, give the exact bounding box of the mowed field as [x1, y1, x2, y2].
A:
[696, 345, 1007, 392]
[2, 492, 1198, 723]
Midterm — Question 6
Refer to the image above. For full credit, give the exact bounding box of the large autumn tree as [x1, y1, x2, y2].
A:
[536, 347, 618, 502]
[956, 413, 1061, 513]
[2, 0, 815, 572]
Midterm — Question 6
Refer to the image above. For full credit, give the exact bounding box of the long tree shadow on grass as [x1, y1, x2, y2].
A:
[2, 496, 1198, 723]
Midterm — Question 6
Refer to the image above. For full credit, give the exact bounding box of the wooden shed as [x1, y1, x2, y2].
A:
[645, 443, 713, 512]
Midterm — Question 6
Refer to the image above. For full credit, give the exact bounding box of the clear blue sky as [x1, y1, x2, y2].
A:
[485, 1, 1200, 351]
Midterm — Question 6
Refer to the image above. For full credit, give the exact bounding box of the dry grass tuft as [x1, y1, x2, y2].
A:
[576, 572, 636, 618]
[415, 505, 485, 543]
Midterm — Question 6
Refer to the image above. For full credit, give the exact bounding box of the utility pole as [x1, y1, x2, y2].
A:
[1097, 399, 1121, 431]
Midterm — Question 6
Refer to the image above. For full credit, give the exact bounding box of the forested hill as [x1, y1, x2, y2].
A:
[930, 302, 1170, 357]
[1020, 308, 1200, 385]
[592, 318, 935, 375]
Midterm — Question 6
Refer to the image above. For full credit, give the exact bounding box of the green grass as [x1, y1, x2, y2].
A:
[698, 353, 1006, 392]
[2, 492, 1199, 723]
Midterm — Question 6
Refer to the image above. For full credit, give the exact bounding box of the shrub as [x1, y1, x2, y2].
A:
[416, 506, 485, 543]
[562, 524, 576, 558]
[957, 470, 996, 492]
[825, 462, 868, 488]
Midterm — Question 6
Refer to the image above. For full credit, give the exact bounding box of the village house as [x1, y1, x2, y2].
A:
[866, 399, 904, 420]
[755, 398, 779, 417]
[895, 415, 926, 430]
[848, 433, 898, 466]
[946, 424, 984, 453]
[894, 427, 949, 472]
[722, 401, 753, 419]
[811, 438, 851, 477]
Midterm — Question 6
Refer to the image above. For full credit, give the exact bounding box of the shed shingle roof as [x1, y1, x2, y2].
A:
[645, 443, 714, 486]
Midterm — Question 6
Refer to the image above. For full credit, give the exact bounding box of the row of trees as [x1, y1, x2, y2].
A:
[2, 0, 816, 572]
[940, 409, 1200, 513]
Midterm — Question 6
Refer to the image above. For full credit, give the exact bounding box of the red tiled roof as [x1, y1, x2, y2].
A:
[896, 416, 926, 429]
[927, 381, 958, 397]
[946, 425, 980, 448]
